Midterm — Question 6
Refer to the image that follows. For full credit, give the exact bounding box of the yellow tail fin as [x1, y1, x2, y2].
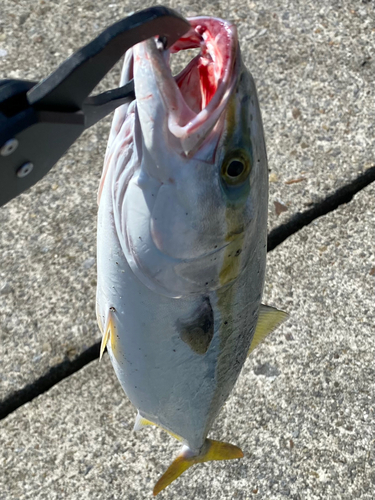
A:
[153, 439, 243, 496]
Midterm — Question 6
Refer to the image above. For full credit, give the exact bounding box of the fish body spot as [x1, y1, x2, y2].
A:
[177, 297, 214, 355]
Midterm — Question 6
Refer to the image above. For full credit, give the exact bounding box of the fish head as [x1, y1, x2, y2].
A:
[109, 17, 268, 298]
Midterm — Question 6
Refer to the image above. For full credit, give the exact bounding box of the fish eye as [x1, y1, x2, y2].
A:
[227, 160, 245, 178]
[221, 151, 251, 186]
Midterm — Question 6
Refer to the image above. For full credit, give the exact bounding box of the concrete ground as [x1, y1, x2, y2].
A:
[0, 0, 374, 499]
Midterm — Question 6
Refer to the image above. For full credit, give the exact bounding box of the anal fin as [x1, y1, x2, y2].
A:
[248, 304, 288, 356]
[133, 412, 156, 431]
[153, 439, 243, 496]
[134, 413, 183, 441]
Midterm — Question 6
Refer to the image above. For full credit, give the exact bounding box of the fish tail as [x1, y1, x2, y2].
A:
[153, 439, 243, 496]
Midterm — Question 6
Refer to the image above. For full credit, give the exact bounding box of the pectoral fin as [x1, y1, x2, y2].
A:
[153, 439, 243, 496]
[248, 304, 288, 356]
[99, 310, 115, 361]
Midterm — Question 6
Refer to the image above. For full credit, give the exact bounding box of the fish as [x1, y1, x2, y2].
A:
[96, 16, 287, 495]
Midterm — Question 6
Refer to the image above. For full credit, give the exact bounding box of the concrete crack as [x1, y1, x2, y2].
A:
[0, 343, 100, 420]
[268, 166, 375, 252]
[0, 165, 374, 420]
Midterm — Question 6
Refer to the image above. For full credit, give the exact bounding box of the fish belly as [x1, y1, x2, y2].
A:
[97, 174, 266, 453]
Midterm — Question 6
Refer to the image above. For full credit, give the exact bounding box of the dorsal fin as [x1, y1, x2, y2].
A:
[248, 305, 288, 356]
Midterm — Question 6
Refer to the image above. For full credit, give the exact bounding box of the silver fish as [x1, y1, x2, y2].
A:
[96, 16, 287, 495]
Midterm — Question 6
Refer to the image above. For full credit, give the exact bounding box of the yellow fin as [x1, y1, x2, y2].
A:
[134, 412, 156, 431]
[153, 439, 243, 496]
[165, 429, 184, 442]
[99, 311, 115, 361]
[141, 418, 155, 427]
[248, 304, 288, 356]
[99, 327, 110, 361]
[134, 413, 183, 441]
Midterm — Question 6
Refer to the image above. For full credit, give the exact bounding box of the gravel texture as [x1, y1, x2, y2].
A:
[0, 1, 374, 497]
[1, 185, 373, 500]
[1, 0, 374, 399]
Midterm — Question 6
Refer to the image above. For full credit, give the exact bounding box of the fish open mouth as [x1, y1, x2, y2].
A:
[136, 17, 239, 155]
[171, 18, 238, 116]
